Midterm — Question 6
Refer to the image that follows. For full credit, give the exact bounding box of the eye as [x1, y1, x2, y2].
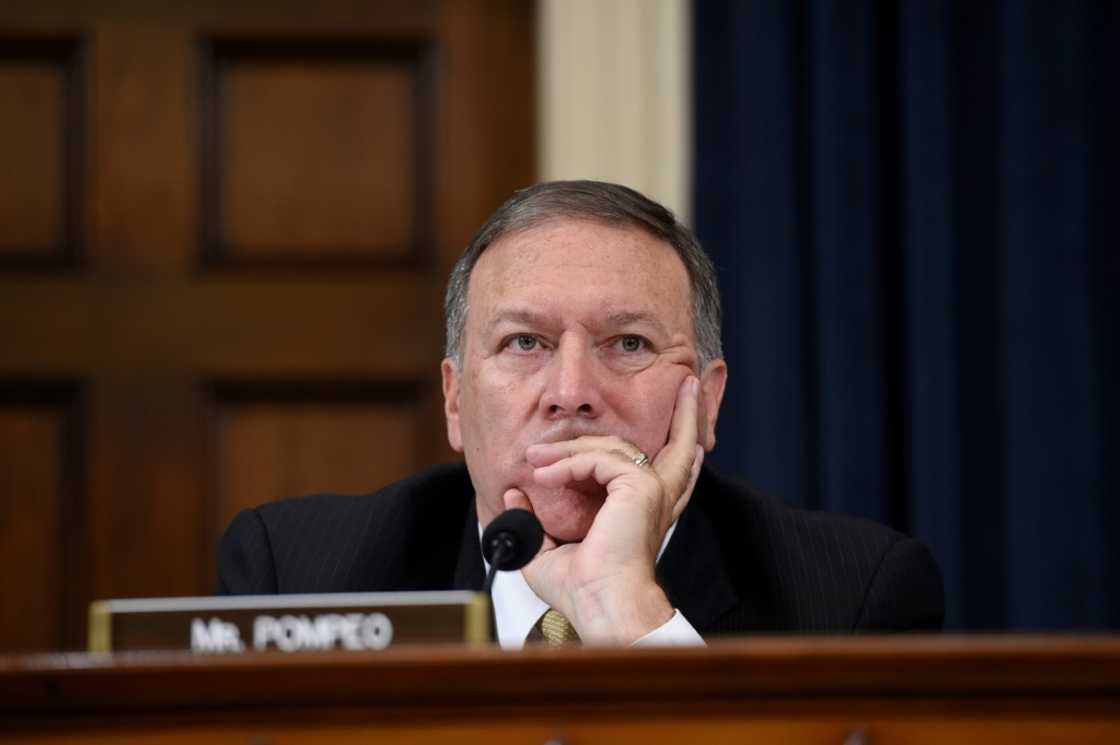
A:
[618, 335, 645, 353]
[511, 334, 538, 352]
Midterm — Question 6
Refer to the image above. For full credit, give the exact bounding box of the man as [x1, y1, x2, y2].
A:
[218, 181, 944, 646]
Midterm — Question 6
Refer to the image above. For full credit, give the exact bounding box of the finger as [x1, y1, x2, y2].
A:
[502, 487, 532, 512]
[533, 449, 649, 490]
[672, 445, 704, 522]
[652, 376, 700, 491]
[526, 436, 642, 467]
[502, 488, 558, 552]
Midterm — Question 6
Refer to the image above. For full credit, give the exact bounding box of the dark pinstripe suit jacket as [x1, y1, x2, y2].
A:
[217, 463, 944, 634]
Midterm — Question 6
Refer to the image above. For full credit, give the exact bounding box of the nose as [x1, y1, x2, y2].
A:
[539, 336, 603, 419]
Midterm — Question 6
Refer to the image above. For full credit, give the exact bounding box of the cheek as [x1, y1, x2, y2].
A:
[460, 372, 526, 455]
[617, 373, 688, 453]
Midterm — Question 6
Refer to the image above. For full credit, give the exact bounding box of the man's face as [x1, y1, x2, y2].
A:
[441, 218, 726, 542]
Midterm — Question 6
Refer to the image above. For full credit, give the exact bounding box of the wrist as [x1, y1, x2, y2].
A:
[569, 577, 674, 645]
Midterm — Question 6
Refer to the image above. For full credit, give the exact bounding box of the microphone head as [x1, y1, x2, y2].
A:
[481, 508, 544, 571]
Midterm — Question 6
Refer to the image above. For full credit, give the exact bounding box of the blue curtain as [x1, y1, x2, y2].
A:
[693, 0, 1118, 630]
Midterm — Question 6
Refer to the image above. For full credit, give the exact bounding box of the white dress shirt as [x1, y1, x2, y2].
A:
[481, 521, 706, 649]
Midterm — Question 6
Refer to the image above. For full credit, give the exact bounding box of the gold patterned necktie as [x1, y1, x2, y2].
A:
[537, 608, 581, 645]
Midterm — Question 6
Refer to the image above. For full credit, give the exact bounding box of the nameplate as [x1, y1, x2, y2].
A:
[88, 592, 491, 653]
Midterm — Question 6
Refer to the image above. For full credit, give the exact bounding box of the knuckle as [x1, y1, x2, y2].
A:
[607, 447, 633, 462]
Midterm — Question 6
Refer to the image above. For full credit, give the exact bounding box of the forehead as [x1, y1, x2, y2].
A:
[465, 218, 692, 331]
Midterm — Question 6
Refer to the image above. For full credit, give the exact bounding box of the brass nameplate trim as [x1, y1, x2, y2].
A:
[89, 591, 490, 653]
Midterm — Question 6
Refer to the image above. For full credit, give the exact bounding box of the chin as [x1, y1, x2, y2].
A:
[528, 482, 606, 543]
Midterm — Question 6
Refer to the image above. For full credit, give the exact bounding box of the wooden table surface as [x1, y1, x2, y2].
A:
[3, 635, 1119, 744]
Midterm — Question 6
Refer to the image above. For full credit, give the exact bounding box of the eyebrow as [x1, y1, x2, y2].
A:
[486, 309, 547, 335]
[603, 311, 669, 337]
[485, 308, 669, 337]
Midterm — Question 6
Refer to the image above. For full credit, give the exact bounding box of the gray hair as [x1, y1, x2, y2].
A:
[444, 180, 723, 369]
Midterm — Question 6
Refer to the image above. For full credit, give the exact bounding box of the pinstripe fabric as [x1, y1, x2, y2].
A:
[217, 464, 484, 596]
[217, 464, 944, 634]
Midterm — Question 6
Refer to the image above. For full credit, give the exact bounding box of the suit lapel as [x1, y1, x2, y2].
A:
[657, 468, 738, 632]
[452, 496, 485, 591]
[450, 496, 499, 641]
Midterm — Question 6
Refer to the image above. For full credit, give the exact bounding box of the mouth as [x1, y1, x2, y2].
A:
[532, 421, 611, 446]
[511, 475, 607, 504]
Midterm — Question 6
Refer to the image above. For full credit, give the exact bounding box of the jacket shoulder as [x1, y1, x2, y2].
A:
[695, 468, 944, 632]
[217, 463, 474, 594]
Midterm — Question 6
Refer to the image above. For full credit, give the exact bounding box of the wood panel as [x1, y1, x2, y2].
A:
[0, 0, 535, 652]
[212, 386, 427, 540]
[90, 25, 192, 272]
[208, 40, 432, 264]
[0, 277, 438, 376]
[0, 386, 80, 651]
[87, 377, 208, 608]
[0, 38, 81, 264]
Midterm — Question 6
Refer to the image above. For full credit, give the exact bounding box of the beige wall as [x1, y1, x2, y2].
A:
[537, 0, 691, 224]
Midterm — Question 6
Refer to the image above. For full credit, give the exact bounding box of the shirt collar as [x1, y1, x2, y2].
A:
[479, 520, 679, 650]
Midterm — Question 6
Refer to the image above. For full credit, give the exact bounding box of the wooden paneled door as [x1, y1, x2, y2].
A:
[0, 1, 535, 651]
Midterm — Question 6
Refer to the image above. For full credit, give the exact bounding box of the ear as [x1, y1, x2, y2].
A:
[697, 359, 728, 452]
[441, 357, 464, 452]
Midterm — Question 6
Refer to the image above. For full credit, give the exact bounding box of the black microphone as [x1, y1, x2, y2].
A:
[481, 508, 544, 595]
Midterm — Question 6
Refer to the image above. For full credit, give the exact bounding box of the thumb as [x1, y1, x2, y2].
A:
[502, 487, 532, 513]
[502, 488, 559, 555]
